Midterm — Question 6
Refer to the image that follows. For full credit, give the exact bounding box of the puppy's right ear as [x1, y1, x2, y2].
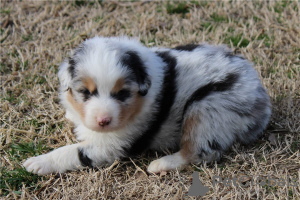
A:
[120, 51, 152, 96]
[58, 59, 73, 91]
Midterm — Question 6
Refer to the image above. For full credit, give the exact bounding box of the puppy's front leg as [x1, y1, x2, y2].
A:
[23, 143, 90, 175]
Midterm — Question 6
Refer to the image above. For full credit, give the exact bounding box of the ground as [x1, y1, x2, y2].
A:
[0, 1, 299, 199]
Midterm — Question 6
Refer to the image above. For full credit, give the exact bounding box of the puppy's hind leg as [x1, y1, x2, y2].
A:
[147, 114, 202, 173]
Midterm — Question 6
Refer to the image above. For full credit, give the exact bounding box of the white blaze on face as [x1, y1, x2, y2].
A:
[83, 96, 121, 132]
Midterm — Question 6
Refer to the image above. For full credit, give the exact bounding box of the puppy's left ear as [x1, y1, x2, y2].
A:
[58, 60, 73, 91]
[121, 51, 151, 96]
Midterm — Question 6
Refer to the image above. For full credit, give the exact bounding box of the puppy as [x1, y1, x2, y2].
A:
[24, 36, 271, 175]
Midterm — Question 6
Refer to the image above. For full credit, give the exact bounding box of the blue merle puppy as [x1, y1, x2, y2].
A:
[23, 36, 271, 175]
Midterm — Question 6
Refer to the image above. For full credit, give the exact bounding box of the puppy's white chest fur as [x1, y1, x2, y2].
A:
[24, 37, 271, 175]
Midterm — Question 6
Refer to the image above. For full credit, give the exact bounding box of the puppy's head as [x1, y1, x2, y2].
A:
[58, 37, 151, 132]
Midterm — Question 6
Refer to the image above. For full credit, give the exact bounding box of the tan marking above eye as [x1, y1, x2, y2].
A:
[82, 77, 97, 93]
[111, 78, 125, 93]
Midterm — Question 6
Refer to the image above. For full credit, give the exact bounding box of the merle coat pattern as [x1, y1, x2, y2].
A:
[24, 37, 271, 175]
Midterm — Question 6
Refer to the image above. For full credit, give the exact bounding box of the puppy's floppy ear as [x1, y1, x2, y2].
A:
[138, 75, 151, 96]
[59, 45, 84, 91]
[121, 51, 151, 96]
[58, 59, 73, 91]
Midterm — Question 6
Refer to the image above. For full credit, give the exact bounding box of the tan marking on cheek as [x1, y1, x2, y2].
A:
[118, 94, 145, 126]
[111, 78, 124, 93]
[67, 90, 85, 120]
[180, 115, 199, 162]
[82, 77, 97, 93]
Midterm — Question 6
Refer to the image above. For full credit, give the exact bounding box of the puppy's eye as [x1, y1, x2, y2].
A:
[78, 88, 92, 101]
[111, 89, 131, 102]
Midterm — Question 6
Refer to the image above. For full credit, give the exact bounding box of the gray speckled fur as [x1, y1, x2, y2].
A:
[24, 37, 271, 175]
[151, 45, 271, 162]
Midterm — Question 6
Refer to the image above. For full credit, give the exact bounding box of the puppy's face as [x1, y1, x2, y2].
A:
[59, 37, 151, 132]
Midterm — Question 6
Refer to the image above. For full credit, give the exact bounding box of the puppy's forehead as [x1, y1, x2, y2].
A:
[77, 69, 126, 93]
[73, 41, 128, 90]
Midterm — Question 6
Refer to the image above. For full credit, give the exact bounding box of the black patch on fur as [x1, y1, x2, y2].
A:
[68, 45, 86, 79]
[224, 51, 234, 58]
[208, 139, 223, 151]
[198, 149, 207, 159]
[78, 148, 93, 167]
[78, 88, 98, 101]
[68, 58, 76, 79]
[124, 51, 178, 156]
[92, 89, 98, 96]
[120, 51, 151, 96]
[183, 73, 239, 116]
[111, 89, 131, 102]
[173, 44, 200, 51]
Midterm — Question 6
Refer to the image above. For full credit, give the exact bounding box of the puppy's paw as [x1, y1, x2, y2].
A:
[147, 153, 187, 174]
[23, 154, 55, 175]
[147, 158, 170, 174]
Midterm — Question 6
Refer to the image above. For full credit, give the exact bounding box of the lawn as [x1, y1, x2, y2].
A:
[0, 1, 299, 199]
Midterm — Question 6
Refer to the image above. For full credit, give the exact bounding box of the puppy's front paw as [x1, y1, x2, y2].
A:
[147, 158, 169, 174]
[147, 156, 178, 174]
[23, 154, 55, 175]
[147, 153, 187, 174]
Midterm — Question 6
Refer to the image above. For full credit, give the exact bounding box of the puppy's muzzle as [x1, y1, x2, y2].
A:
[97, 117, 112, 127]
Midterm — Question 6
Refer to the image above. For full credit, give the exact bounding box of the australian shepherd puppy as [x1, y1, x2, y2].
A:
[24, 36, 271, 175]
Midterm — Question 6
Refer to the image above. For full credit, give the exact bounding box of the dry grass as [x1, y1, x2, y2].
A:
[1, 1, 299, 199]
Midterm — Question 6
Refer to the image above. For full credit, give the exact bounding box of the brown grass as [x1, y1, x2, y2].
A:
[1, 1, 299, 199]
